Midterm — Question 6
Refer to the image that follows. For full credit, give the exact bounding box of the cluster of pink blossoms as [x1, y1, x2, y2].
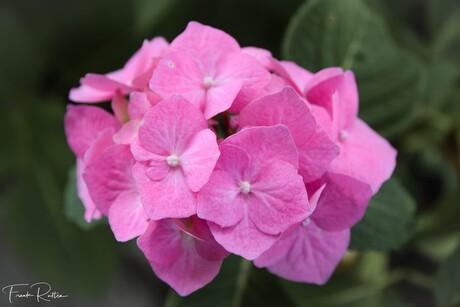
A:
[65, 22, 396, 295]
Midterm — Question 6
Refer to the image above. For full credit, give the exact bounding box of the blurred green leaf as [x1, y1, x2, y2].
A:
[350, 179, 416, 251]
[435, 244, 460, 307]
[280, 274, 381, 307]
[282, 0, 425, 138]
[134, 0, 177, 34]
[64, 165, 104, 230]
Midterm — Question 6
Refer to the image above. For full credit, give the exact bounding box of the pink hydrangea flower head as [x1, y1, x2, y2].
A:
[132, 95, 220, 220]
[150, 21, 270, 118]
[197, 125, 312, 260]
[137, 217, 228, 296]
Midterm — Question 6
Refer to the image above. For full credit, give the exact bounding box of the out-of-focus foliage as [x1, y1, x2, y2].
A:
[1, 0, 459, 306]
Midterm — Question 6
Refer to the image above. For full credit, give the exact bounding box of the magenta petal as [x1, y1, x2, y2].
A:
[250, 161, 311, 235]
[197, 170, 245, 228]
[76, 159, 102, 222]
[310, 173, 372, 231]
[84, 144, 136, 216]
[329, 119, 397, 193]
[150, 52, 206, 112]
[113, 120, 142, 145]
[222, 125, 299, 171]
[133, 163, 196, 220]
[138, 95, 207, 155]
[209, 220, 279, 260]
[205, 78, 243, 119]
[239, 87, 316, 144]
[169, 21, 240, 67]
[296, 126, 339, 182]
[108, 191, 148, 242]
[239, 87, 338, 182]
[217, 52, 270, 114]
[137, 220, 182, 266]
[215, 144, 249, 179]
[264, 221, 350, 284]
[69, 84, 114, 103]
[81, 73, 134, 93]
[128, 91, 154, 120]
[180, 129, 220, 192]
[64, 105, 119, 158]
[138, 219, 224, 296]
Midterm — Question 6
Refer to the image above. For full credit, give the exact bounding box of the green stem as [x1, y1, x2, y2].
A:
[232, 258, 252, 307]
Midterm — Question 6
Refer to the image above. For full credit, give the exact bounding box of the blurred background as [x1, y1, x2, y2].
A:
[0, 0, 459, 306]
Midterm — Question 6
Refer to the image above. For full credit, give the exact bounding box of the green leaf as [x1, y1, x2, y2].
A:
[165, 255, 293, 307]
[282, 0, 425, 138]
[349, 179, 416, 251]
[64, 165, 104, 230]
[435, 244, 460, 307]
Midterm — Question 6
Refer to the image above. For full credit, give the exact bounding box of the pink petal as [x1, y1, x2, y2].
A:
[329, 119, 397, 193]
[309, 172, 372, 231]
[180, 129, 220, 192]
[204, 76, 243, 119]
[108, 190, 148, 242]
[208, 220, 280, 260]
[215, 144, 249, 179]
[113, 119, 142, 145]
[174, 216, 229, 261]
[296, 126, 339, 182]
[304, 68, 358, 131]
[83, 144, 136, 216]
[240, 86, 339, 181]
[127, 91, 154, 120]
[169, 21, 240, 68]
[239, 87, 316, 145]
[242, 47, 273, 68]
[217, 52, 270, 114]
[259, 221, 350, 284]
[278, 60, 313, 91]
[80, 73, 134, 93]
[69, 84, 114, 103]
[150, 52, 206, 113]
[222, 125, 299, 171]
[64, 105, 119, 158]
[138, 219, 225, 296]
[76, 159, 102, 222]
[133, 163, 196, 220]
[138, 95, 207, 155]
[249, 161, 311, 235]
[122, 37, 169, 84]
[137, 220, 182, 266]
[197, 170, 245, 228]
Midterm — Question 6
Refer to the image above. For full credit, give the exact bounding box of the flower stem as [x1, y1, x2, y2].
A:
[232, 258, 252, 307]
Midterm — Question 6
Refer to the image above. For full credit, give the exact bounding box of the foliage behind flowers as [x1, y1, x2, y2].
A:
[1, 0, 459, 306]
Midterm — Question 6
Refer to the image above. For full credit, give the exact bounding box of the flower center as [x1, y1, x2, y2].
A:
[167, 155, 180, 167]
[339, 130, 348, 141]
[302, 218, 310, 227]
[203, 76, 214, 89]
[239, 181, 251, 194]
